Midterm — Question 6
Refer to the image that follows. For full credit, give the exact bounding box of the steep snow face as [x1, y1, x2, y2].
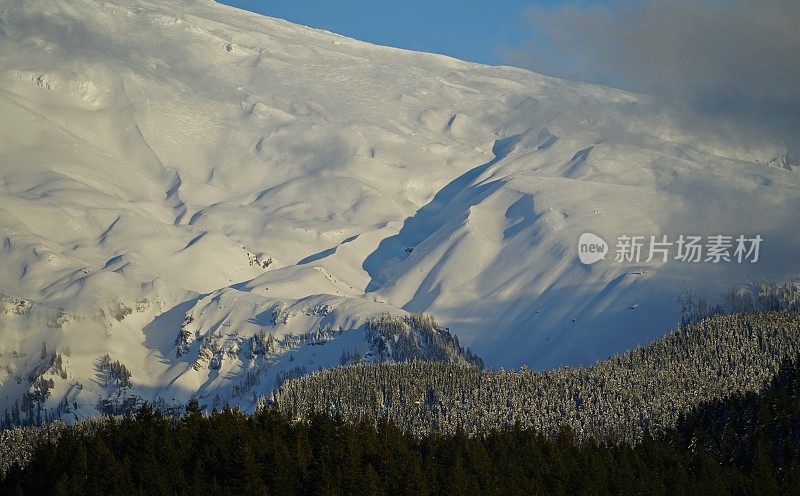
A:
[0, 0, 798, 419]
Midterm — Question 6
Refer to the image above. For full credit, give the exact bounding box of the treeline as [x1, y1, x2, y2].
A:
[275, 311, 800, 442]
[679, 279, 800, 327]
[2, 358, 800, 495]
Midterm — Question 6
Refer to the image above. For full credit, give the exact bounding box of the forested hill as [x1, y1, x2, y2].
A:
[274, 311, 800, 441]
[2, 351, 800, 495]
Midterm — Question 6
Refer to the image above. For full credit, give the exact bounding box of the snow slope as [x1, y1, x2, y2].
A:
[0, 0, 798, 421]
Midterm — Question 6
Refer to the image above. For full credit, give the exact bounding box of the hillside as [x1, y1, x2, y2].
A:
[3, 328, 800, 494]
[0, 0, 799, 420]
[275, 311, 800, 441]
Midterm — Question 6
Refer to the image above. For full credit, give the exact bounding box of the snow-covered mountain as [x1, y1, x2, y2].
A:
[0, 0, 798, 422]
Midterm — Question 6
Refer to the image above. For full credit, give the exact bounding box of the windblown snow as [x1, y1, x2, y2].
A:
[0, 0, 798, 421]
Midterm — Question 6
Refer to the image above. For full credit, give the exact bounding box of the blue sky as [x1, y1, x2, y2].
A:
[219, 0, 559, 66]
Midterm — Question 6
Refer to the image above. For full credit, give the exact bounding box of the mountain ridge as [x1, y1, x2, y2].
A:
[0, 0, 798, 421]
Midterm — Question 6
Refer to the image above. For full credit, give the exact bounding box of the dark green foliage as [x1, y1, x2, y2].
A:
[3, 359, 800, 495]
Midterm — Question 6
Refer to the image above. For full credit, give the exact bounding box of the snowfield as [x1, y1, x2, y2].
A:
[0, 0, 798, 422]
